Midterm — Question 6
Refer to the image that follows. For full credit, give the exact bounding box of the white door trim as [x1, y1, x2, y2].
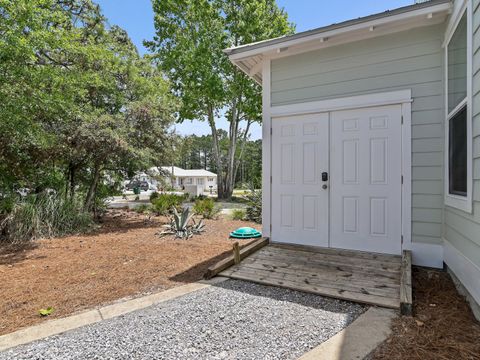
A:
[267, 89, 413, 253]
[270, 90, 413, 118]
[262, 57, 272, 238]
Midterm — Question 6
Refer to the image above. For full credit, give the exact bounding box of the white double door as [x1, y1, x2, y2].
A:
[271, 105, 402, 255]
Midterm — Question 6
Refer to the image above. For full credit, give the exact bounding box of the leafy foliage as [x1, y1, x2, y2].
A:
[158, 207, 205, 239]
[148, 0, 293, 199]
[192, 198, 221, 219]
[134, 204, 152, 214]
[230, 208, 246, 221]
[0, 192, 93, 245]
[151, 194, 186, 215]
[0, 0, 177, 221]
[245, 190, 262, 224]
[149, 192, 160, 202]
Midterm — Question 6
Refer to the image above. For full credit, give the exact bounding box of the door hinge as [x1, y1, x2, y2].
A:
[270, 175, 273, 184]
[401, 175, 404, 185]
[270, 127, 273, 135]
[401, 115, 404, 125]
[401, 235, 404, 244]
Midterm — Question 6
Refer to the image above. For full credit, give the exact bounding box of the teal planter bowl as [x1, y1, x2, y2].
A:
[230, 227, 262, 239]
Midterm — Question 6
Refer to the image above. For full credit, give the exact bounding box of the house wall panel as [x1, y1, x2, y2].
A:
[443, 2, 480, 306]
[271, 25, 445, 245]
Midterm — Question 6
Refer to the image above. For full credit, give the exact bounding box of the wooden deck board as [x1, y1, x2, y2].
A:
[236, 259, 400, 295]
[245, 253, 401, 282]
[219, 244, 406, 310]
[258, 248, 402, 273]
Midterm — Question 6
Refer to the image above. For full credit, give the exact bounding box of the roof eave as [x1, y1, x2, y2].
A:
[226, 0, 452, 83]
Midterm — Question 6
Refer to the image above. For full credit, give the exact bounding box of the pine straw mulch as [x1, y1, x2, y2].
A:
[0, 210, 258, 336]
[370, 267, 480, 360]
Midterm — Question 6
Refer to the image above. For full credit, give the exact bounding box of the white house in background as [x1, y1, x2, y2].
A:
[160, 166, 217, 193]
[225, 0, 480, 319]
[132, 167, 217, 193]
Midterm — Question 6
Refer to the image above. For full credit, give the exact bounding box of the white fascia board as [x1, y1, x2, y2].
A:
[228, 2, 452, 61]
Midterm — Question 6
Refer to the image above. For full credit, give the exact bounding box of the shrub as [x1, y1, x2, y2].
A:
[230, 208, 246, 221]
[149, 191, 160, 202]
[135, 204, 152, 214]
[229, 196, 248, 204]
[245, 190, 262, 224]
[151, 194, 185, 215]
[192, 198, 221, 219]
[189, 194, 207, 202]
[0, 192, 93, 245]
[0, 195, 15, 215]
[157, 207, 205, 239]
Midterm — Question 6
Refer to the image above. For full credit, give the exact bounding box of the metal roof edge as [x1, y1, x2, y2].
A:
[224, 0, 452, 57]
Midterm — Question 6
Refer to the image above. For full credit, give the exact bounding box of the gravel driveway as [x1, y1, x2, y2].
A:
[1, 280, 366, 360]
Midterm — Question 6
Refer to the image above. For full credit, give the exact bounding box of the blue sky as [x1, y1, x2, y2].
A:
[95, 0, 413, 139]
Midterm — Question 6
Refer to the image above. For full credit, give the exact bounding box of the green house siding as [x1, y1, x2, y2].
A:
[444, 0, 480, 269]
[271, 25, 446, 245]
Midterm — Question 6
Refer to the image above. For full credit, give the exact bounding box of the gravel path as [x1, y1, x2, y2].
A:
[1, 280, 366, 360]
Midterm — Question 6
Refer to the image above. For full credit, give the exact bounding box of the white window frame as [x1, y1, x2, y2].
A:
[444, 0, 473, 213]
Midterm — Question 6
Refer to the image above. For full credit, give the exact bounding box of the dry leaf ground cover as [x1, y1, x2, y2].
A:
[0, 210, 257, 335]
[370, 267, 480, 360]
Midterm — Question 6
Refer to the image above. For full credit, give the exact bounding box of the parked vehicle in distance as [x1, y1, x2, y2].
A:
[125, 181, 150, 192]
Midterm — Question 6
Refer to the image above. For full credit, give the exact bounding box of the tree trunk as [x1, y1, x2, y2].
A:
[208, 106, 225, 198]
[224, 97, 242, 199]
[233, 120, 252, 187]
[69, 162, 76, 201]
[84, 164, 101, 211]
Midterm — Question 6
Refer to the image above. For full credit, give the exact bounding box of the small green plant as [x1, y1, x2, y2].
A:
[38, 307, 54, 316]
[149, 191, 160, 202]
[189, 194, 207, 202]
[192, 198, 221, 219]
[230, 208, 246, 221]
[134, 204, 152, 214]
[158, 207, 205, 239]
[0, 195, 15, 215]
[245, 190, 262, 224]
[151, 194, 185, 215]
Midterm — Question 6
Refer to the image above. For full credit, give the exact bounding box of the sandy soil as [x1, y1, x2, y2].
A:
[0, 210, 257, 335]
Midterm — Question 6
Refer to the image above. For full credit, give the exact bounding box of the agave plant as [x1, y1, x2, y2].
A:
[158, 207, 205, 239]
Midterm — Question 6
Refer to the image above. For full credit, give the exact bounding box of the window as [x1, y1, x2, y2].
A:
[185, 178, 193, 185]
[208, 177, 214, 182]
[445, 5, 472, 213]
[449, 106, 467, 196]
[197, 178, 204, 185]
[447, 13, 467, 113]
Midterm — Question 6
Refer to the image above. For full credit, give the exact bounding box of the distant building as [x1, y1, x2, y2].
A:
[160, 166, 217, 193]
[131, 167, 217, 193]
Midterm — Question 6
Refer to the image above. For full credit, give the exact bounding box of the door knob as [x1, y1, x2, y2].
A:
[322, 172, 329, 182]
[322, 184, 328, 190]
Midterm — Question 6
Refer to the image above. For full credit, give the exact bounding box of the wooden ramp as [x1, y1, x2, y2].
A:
[220, 243, 411, 311]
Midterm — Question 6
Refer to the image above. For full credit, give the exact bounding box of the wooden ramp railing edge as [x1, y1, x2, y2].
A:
[204, 237, 269, 279]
